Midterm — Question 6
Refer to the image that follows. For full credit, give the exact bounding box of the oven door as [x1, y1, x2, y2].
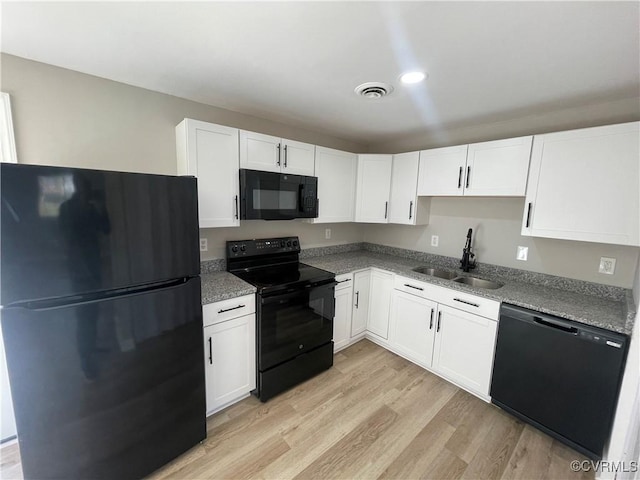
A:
[258, 280, 335, 371]
[240, 169, 316, 220]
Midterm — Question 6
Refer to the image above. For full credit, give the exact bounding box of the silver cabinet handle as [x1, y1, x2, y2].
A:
[458, 166, 463, 188]
[384, 201, 388, 219]
[404, 283, 423, 291]
[437, 311, 442, 332]
[429, 308, 434, 329]
[284, 144, 288, 168]
[355, 291, 359, 308]
[208, 337, 213, 365]
[336, 278, 352, 284]
[276, 143, 281, 166]
[466, 166, 471, 188]
[235, 195, 239, 220]
[409, 201, 413, 220]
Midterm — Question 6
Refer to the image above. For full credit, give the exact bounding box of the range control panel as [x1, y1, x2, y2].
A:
[226, 236, 301, 259]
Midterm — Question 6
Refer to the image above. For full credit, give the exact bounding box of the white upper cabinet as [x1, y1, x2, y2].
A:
[355, 154, 393, 223]
[176, 119, 240, 228]
[521, 122, 640, 246]
[417, 136, 532, 197]
[418, 145, 468, 196]
[465, 136, 533, 196]
[312, 147, 357, 223]
[239, 130, 315, 176]
[389, 151, 429, 225]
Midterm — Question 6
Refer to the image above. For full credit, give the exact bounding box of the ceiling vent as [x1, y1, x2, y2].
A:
[354, 82, 394, 99]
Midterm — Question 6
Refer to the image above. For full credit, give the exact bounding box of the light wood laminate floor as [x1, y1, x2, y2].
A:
[1, 340, 594, 480]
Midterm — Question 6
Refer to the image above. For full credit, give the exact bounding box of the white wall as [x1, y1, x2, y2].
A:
[362, 197, 640, 288]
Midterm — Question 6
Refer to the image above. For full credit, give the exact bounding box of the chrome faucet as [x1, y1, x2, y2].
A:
[460, 228, 477, 272]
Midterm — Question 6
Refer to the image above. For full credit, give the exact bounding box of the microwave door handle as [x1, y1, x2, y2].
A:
[298, 184, 304, 213]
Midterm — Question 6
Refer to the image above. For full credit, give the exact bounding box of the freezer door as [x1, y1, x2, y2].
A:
[1, 277, 205, 480]
[1, 163, 199, 305]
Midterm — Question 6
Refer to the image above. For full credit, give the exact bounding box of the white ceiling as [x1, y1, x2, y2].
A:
[2, 1, 639, 144]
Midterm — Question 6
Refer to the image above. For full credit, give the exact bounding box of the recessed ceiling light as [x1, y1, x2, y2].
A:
[400, 71, 426, 84]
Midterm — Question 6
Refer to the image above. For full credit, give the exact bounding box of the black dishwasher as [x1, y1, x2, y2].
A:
[491, 304, 628, 459]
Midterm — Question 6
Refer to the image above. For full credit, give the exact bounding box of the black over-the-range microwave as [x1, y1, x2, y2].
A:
[239, 169, 318, 220]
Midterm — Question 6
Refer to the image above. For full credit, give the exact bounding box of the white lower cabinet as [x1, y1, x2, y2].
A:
[389, 290, 437, 368]
[366, 269, 393, 340]
[388, 276, 499, 400]
[431, 305, 498, 398]
[333, 273, 354, 352]
[351, 270, 371, 337]
[203, 295, 256, 415]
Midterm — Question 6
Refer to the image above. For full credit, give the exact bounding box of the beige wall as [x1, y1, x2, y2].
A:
[3, 54, 639, 284]
[368, 96, 640, 153]
[201, 221, 363, 260]
[362, 197, 639, 287]
[0, 54, 364, 173]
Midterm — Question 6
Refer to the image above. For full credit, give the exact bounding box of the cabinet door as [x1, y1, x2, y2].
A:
[417, 145, 467, 196]
[522, 122, 639, 246]
[312, 147, 357, 223]
[351, 270, 371, 336]
[367, 270, 393, 340]
[333, 286, 353, 352]
[465, 136, 532, 196]
[389, 290, 437, 368]
[432, 305, 497, 398]
[355, 154, 393, 223]
[203, 313, 256, 415]
[239, 130, 282, 173]
[176, 119, 240, 228]
[389, 151, 420, 225]
[282, 139, 315, 176]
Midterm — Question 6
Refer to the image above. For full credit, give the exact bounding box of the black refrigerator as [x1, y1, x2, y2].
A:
[0, 163, 206, 479]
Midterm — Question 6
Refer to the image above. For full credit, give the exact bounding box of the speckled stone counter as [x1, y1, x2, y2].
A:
[200, 271, 255, 304]
[302, 251, 636, 335]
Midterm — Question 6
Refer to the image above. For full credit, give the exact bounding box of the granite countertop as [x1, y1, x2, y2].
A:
[201, 271, 255, 304]
[199, 246, 635, 336]
[301, 251, 635, 336]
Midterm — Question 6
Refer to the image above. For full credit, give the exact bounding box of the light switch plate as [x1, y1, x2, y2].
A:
[325, 228, 331, 239]
[199, 238, 208, 252]
[599, 257, 616, 275]
[516, 246, 528, 261]
[431, 235, 439, 247]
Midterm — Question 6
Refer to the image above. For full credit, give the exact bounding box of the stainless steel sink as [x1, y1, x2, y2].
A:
[412, 266, 458, 280]
[452, 276, 504, 289]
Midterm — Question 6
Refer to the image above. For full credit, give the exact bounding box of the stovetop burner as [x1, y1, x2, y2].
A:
[226, 236, 334, 295]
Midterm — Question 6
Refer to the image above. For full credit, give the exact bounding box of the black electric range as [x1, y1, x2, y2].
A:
[227, 237, 336, 401]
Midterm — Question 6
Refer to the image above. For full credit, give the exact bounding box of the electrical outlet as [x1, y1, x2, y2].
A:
[199, 238, 208, 252]
[516, 246, 528, 261]
[325, 228, 331, 239]
[599, 257, 616, 275]
[431, 235, 439, 247]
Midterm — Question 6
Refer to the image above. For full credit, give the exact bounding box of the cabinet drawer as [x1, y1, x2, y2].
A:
[435, 289, 499, 320]
[393, 276, 430, 297]
[203, 294, 256, 327]
[335, 273, 353, 290]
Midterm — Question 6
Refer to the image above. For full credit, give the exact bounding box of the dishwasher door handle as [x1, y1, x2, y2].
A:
[533, 316, 579, 334]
